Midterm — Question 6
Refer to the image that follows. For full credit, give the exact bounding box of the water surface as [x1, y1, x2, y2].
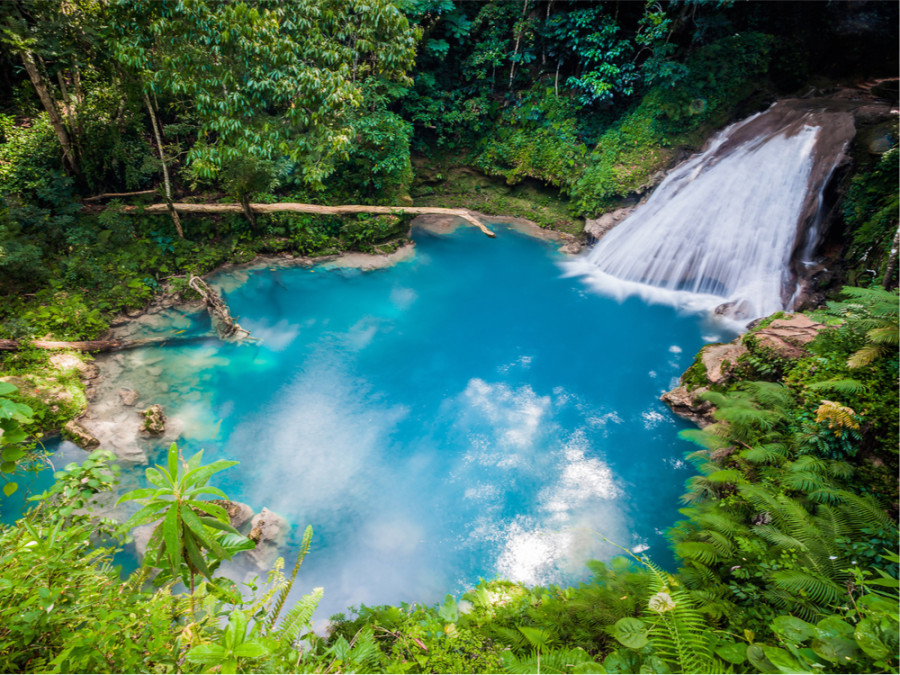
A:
[20, 223, 733, 620]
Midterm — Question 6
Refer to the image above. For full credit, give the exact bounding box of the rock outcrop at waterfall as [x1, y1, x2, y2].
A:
[662, 313, 830, 425]
[569, 94, 893, 324]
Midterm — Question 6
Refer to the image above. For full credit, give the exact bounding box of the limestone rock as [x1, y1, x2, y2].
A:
[140, 404, 166, 435]
[584, 206, 634, 242]
[752, 314, 828, 360]
[559, 241, 583, 255]
[700, 342, 749, 386]
[660, 386, 715, 428]
[118, 388, 139, 406]
[247, 508, 289, 569]
[210, 499, 255, 531]
[132, 522, 159, 559]
[63, 420, 100, 449]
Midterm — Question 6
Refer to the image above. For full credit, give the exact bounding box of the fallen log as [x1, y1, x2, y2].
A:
[189, 275, 251, 340]
[136, 202, 497, 238]
[84, 189, 157, 202]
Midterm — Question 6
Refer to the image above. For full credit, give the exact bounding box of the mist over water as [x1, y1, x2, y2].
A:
[28, 225, 734, 620]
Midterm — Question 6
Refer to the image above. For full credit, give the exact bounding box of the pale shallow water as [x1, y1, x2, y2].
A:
[11, 223, 735, 620]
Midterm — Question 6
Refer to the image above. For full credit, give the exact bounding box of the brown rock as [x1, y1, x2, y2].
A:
[700, 342, 748, 385]
[584, 206, 634, 242]
[247, 507, 289, 569]
[140, 404, 166, 435]
[660, 386, 715, 428]
[210, 499, 255, 530]
[752, 314, 828, 360]
[118, 388, 139, 406]
[63, 420, 100, 449]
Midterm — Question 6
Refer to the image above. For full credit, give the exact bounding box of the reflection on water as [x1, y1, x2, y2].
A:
[24, 224, 735, 620]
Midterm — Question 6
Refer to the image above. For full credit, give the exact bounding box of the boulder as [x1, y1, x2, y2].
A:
[660, 386, 715, 428]
[62, 419, 100, 449]
[140, 404, 166, 435]
[584, 206, 634, 242]
[132, 522, 159, 559]
[752, 314, 828, 360]
[210, 499, 255, 531]
[247, 507, 289, 569]
[118, 388, 139, 406]
[700, 342, 749, 386]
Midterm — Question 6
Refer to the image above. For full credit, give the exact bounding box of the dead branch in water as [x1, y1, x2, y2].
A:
[188, 275, 251, 340]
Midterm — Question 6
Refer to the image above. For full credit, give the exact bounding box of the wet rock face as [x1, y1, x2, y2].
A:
[584, 206, 635, 242]
[247, 508, 289, 570]
[660, 386, 715, 428]
[62, 419, 100, 449]
[140, 404, 166, 435]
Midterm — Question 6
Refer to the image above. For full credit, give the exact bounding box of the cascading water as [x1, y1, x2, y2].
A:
[566, 100, 856, 324]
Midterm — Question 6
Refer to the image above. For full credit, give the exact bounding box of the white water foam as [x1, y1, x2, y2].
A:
[565, 111, 824, 324]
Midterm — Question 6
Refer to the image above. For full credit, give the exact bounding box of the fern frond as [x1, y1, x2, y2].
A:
[806, 379, 868, 395]
[771, 569, 844, 607]
[674, 541, 722, 566]
[273, 586, 323, 646]
[266, 524, 313, 631]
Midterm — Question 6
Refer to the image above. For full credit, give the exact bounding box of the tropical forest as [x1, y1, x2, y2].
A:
[0, 0, 898, 673]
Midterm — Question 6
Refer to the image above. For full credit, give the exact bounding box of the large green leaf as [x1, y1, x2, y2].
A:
[438, 594, 459, 623]
[747, 644, 776, 672]
[714, 640, 747, 665]
[761, 646, 804, 674]
[186, 643, 227, 665]
[162, 503, 183, 574]
[182, 460, 239, 490]
[612, 617, 649, 649]
[233, 640, 269, 659]
[810, 636, 859, 664]
[772, 616, 817, 643]
[854, 619, 889, 660]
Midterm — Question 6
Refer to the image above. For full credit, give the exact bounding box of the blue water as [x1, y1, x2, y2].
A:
[13, 223, 733, 620]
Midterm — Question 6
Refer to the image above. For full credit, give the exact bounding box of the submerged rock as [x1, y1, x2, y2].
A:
[118, 388, 139, 406]
[62, 419, 100, 449]
[140, 404, 166, 435]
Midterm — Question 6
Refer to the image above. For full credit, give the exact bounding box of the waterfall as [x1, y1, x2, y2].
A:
[566, 100, 855, 325]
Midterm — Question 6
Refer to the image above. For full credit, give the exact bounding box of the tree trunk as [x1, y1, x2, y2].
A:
[136, 202, 496, 237]
[20, 51, 78, 175]
[55, 70, 80, 160]
[143, 90, 185, 239]
[239, 195, 257, 229]
[883, 224, 900, 290]
[508, 0, 530, 90]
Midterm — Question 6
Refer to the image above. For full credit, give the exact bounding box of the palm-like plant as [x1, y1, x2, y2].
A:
[117, 443, 251, 594]
[828, 286, 899, 368]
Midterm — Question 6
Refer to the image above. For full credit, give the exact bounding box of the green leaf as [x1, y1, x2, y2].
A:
[183, 530, 211, 579]
[0, 382, 17, 396]
[762, 646, 804, 673]
[853, 619, 888, 660]
[199, 516, 238, 534]
[218, 532, 255, 554]
[747, 644, 776, 672]
[816, 617, 854, 639]
[612, 617, 649, 649]
[186, 643, 227, 664]
[3, 482, 17, 497]
[162, 504, 182, 574]
[810, 636, 859, 664]
[438, 594, 459, 623]
[715, 640, 747, 665]
[122, 502, 166, 529]
[772, 616, 817, 643]
[182, 460, 239, 490]
[233, 640, 269, 658]
[167, 442, 179, 481]
[115, 487, 159, 505]
[1, 446, 25, 463]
